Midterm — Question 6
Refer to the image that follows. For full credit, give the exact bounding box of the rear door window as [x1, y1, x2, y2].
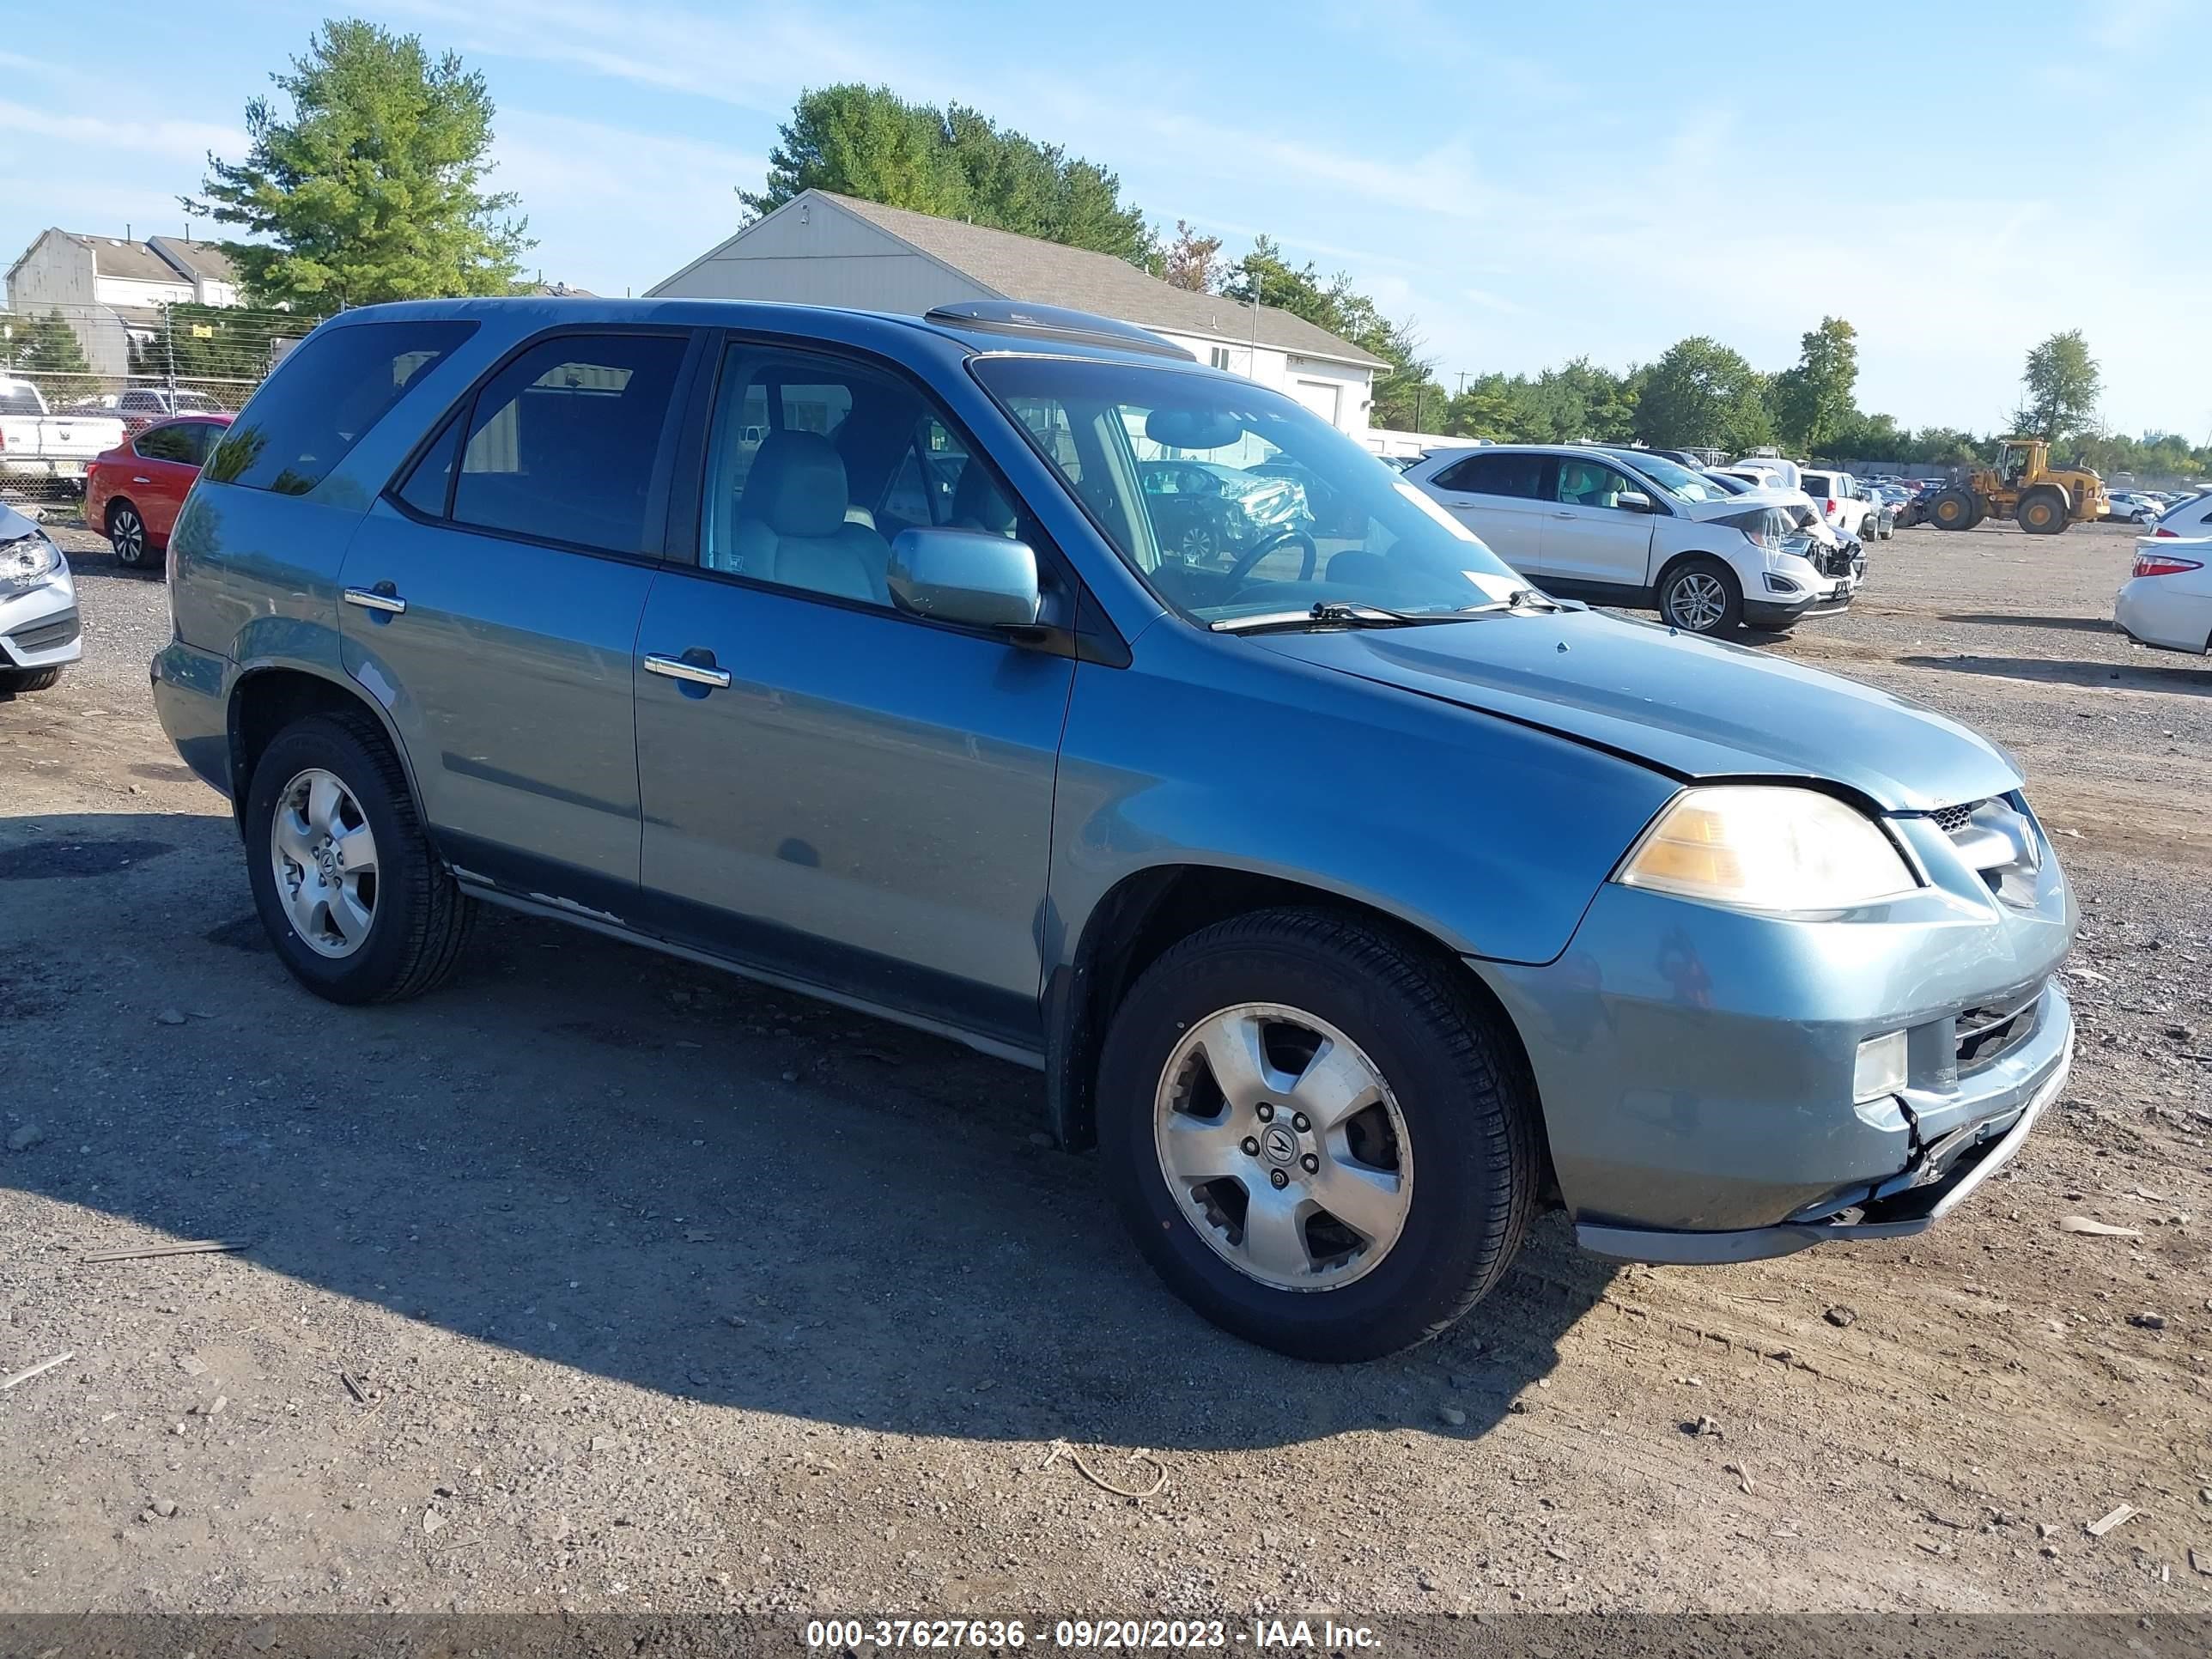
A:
[449, 332, 689, 556]
[134, 423, 196, 464]
[1434, 451, 1544, 498]
[206, 319, 474, 495]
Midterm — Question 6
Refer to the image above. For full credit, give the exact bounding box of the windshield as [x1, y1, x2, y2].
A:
[1601, 448, 1733, 504]
[972, 356, 1523, 627]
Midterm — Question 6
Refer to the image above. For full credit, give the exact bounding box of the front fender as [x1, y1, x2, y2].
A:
[1048, 623, 1677, 972]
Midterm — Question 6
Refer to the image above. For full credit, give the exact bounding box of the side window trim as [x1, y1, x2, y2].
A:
[377, 322, 708, 565]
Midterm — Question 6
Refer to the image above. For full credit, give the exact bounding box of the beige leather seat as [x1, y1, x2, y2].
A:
[721, 431, 890, 605]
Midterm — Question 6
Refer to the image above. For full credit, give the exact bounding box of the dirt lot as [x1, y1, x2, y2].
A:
[2, 515, 2209, 1621]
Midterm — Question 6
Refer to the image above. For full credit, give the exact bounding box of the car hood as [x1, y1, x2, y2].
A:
[1252, 607, 2022, 812]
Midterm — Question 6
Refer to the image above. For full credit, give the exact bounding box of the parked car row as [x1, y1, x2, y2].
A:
[134, 296, 2073, 1359]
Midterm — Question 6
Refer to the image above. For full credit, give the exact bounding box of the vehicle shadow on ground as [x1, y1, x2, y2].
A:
[1940, 613, 2119, 634]
[0, 810, 1612, 1453]
[1896, 653, 2211, 694]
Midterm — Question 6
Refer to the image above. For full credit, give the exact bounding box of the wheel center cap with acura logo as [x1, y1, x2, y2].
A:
[1261, 1123, 1300, 1166]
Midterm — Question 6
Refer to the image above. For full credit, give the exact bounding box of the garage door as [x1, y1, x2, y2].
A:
[1291, 379, 1342, 428]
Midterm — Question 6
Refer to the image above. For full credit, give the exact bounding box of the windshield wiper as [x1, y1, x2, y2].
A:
[1213, 600, 1443, 634]
[1213, 592, 1563, 633]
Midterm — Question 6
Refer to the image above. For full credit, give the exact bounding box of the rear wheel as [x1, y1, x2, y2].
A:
[1657, 556, 1742, 634]
[1098, 910, 1537, 1362]
[243, 713, 475, 1005]
[2018, 487, 2068, 536]
[1927, 489, 1976, 531]
[106, 500, 154, 569]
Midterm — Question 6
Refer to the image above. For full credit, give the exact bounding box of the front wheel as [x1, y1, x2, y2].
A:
[1927, 489, 1976, 530]
[243, 713, 475, 1005]
[1098, 910, 1537, 1362]
[1657, 557, 1742, 634]
[0, 665, 63, 695]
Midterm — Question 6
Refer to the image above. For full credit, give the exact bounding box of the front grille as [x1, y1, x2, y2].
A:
[1956, 984, 2043, 1073]
[1931, 801, 1978, 833]
[6, 607, 79, 653]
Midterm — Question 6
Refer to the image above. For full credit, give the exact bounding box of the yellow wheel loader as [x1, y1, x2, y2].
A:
[1924, 439, 2109, 535]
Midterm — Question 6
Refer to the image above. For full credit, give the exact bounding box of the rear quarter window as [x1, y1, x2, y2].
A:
[206, 319, 475, 495]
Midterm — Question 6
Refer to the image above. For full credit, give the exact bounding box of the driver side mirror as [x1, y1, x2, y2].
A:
[887, 527, 1042, 630]
[1615, 490, 1655, 514]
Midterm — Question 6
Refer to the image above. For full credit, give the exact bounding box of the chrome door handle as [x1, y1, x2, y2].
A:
[343, 586, 407, 615]
[644, 653, 732, 690]
[132, 476, 153, 484]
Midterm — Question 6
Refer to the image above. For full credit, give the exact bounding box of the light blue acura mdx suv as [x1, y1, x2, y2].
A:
[151, 297, 2075, 1360]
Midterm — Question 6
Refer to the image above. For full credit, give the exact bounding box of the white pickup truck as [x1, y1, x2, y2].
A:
[0, 377, 126, 495]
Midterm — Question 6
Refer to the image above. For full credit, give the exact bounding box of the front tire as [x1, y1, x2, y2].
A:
[1098, 909, 1537, 1362]
[1927, 489, 1975, 530]
[243, 713, 474, 1005]
[0, 665, 63, 695]
[107, 500, 155, 570]
[1657, 556, 1742, 634]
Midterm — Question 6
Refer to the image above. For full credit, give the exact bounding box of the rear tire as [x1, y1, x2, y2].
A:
[0, 665, 63, 695]
[2018, 487, 2068, 536]
[107, 500, 155, 569]
[1656, 556, 1742, 634]
[1097, 909, 1537, 1362]
[243, 713, 474, 1005]
[1927, 489, 1976, 531]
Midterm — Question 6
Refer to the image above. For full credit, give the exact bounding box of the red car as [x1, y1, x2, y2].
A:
[84, 414, 231, 572]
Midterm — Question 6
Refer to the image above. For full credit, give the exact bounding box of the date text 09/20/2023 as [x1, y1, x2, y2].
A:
[804, 1619, 1382, 1650]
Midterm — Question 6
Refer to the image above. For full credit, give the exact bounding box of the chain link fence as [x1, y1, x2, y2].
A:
[1, 300, 312, 508]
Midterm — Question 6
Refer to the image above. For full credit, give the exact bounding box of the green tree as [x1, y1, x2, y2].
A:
[1632, 337, 1773, 452]
[1771, 317, 1858, 453]
[5, 309, 90, 376]
[2014, 329, 2100, 440]
[743, 86, 1151, 263]
[188, 18, 529, 309]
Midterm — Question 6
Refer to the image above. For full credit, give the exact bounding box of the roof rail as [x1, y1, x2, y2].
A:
[923, 300, 1194, 361]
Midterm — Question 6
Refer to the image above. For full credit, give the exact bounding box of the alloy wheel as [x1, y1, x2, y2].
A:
[1666, 571, 1727, 631]
[270, 767, 380, 957]
[1181, 524, 1217, 561]
[111, 506, 146, 565]
[1153, 1002, 1413, 1291]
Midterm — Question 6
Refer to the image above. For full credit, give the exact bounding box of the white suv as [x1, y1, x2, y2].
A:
[1404, 444, 1859, 634]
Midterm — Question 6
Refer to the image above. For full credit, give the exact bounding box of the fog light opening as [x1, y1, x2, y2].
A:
[1854, 1030, 1907, 1103]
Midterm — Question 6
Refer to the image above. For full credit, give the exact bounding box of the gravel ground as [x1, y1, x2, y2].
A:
[2, 514, 2208, 1621]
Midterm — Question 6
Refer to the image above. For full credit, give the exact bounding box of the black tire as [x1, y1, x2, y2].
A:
[1656, 556, 1743, 634]
[2018, 487, 2068, 536]
[1927, 489, 1976, 531]
[243, 712, 474, 1005]
[0, 665, 63, 694]
[1097, 908, 1538, 1362]
[107, 500, 155, 569]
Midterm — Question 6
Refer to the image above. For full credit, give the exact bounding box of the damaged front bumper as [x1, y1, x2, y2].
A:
[1578, 983, 2072, 1265]
[1472, 797, 2075, 1265]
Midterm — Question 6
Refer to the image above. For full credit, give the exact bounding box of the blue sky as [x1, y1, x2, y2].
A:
[3, 0, 2205, 435]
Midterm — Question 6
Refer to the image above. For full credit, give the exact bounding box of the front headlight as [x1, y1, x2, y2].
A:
[0, 529, 64, 592]
[1717, 507, 1792, 550]
[1616, 786, 1918, 914]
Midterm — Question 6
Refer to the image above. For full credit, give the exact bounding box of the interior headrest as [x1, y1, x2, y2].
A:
[951, 459, 1017, 535]
[741, 430, 848, 538]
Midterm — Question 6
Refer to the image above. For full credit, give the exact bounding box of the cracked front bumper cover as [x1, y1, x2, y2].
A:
[1577, 1026, 2073, 1266]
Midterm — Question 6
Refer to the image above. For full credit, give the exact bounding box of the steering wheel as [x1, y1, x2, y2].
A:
[1224, 525, 1318, 586]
